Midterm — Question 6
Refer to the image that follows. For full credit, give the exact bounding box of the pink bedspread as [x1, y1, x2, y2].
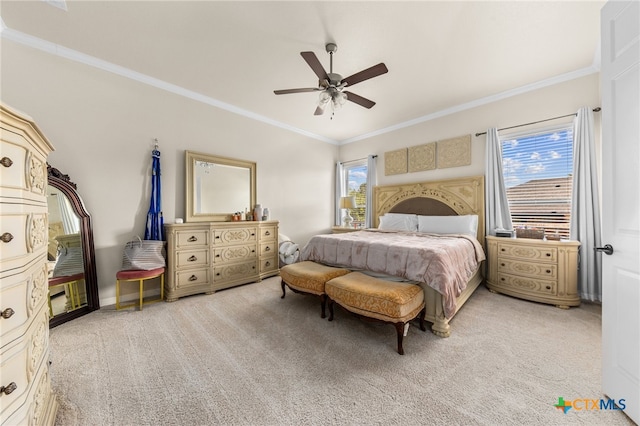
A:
[300, 229, 485, 318]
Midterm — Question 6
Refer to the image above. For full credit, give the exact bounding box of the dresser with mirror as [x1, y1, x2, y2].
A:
[164, 151, 279, 301]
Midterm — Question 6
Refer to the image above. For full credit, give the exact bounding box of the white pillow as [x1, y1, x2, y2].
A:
[417, 215, 478, 237]
[378, 213, 418, 232]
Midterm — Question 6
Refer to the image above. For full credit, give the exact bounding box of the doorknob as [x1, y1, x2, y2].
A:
[595, 244, 614, 255]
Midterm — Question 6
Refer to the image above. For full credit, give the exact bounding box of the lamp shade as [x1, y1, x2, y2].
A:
[340, 196, 357, 209]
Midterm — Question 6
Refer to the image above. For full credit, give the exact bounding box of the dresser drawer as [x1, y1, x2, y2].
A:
[175, 229, 209, 249]
[213, 227, 257, 245]
[259, 225, 277, 241]
[498, 258, 557, 279]
[0, 210, 47, 269]
[260, 241, 276, 257]
[497, 242, 557, 262]
[0, 128, 48, 201]
[0, 263, 48, 346]
[175, 268, 211, 289]
[213, 261, 257, 283]
[497, 273, 557, 296]
[175, 249, 209, 269]
[0, 307, 49, 419]
[260, 256, 278, 274]
[212, 244, 257, 264]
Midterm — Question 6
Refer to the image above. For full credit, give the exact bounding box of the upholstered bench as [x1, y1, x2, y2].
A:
[326, 272, 426, 355]
[280, 261, 350, 318]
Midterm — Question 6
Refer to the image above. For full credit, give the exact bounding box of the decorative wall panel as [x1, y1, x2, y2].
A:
[408, 142, 436, 172]
[437, 135, 471, 169]
[384, 148, 408, 176]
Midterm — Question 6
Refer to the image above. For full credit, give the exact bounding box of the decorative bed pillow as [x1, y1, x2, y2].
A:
[417, 214, 478, 237]
[378, 213, 419, 232]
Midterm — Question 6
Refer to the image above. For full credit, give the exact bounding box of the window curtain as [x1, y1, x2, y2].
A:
[485, 127, 513, 236]
[570, 107, 602, 301]
[365, 155, 377, 228]
[334, 161, 344, 226]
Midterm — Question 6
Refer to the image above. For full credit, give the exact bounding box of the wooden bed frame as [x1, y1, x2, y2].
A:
[373, 175, 485, 337]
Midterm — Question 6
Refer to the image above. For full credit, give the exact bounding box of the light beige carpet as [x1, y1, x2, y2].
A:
[50, 277, 634, 426]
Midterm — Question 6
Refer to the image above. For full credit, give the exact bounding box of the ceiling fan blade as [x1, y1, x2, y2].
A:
[342, 63, 388, 87]
[344, 91, 376, 109]
[274, 88, 319, 95]
[301, 51, 329, 81]
[314, 106, 325, 116]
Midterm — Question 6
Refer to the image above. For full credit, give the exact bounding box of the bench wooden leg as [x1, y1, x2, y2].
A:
[280, 279, 286, 299]
[320, 294, 327, 319]
[394, 322, 405, 355]
[328, 298, 335, 321]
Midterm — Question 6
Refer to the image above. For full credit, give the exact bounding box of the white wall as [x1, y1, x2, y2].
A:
[1, 41, 338, 305]
[338, 73, 601, 189]
[2, 40, 601, 307]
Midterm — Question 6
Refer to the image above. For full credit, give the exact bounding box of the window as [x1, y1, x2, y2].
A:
[501, 125, 574, 238]
[341, 160, 368, 228]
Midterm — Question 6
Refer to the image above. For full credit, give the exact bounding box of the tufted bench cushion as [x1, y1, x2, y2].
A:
[326, 272, 426, 354]
[280, 261, 350, 317]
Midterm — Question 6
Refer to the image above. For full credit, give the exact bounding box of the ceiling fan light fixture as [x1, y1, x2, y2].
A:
[335, 91, 348, 107]
[318, 90, 331, 106]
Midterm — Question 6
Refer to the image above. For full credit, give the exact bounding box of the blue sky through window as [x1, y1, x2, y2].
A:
[502, 128, 573, 188]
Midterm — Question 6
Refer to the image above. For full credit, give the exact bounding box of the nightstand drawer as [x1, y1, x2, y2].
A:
[497, 273, 557, 296]
[498, 259, 557, 279]
[497, 242, 557, 262]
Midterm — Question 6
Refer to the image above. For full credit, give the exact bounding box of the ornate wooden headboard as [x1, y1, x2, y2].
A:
[373, 175, 485, 247]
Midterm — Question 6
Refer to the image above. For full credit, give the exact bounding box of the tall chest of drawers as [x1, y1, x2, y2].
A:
[1, 104, 57, 425]
[486, 236, 581, 308]
[165, 221, 279, 301]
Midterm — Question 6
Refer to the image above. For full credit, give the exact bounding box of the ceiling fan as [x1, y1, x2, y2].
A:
[274, 43, 388, 116]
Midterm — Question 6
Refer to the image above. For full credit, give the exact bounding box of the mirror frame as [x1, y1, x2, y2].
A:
[185, 151, 256, 222]
[47, 165, 100, 327]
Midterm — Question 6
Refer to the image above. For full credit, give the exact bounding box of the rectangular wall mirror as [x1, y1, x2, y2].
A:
[185, 151, 256, 222]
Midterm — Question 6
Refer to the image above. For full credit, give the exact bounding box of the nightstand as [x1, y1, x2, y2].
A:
[331, 226, 360, 234]
[485, 236, 581, 308]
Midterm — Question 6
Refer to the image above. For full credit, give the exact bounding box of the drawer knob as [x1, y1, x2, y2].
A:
[546, 286, 551, 290]
[265, 261, 271, 267]
[265, 246, 271, 251]
[501, 263, 505, 267]
[501, 278, 505, 281]
[188, 275, 197, 282]
[1, 233, 14, 243]
[216, 273, 220, 276]
[187, 236, 198, 242]
[251, 233, 256, 236]
[546, 269, 551, 274]
[1, 382, 17, 395]
[188, 255, 197, 262]
[500, 248, 505, 252]
[0, 157, 13, 168]
[1, 308, 15, 319]
[546, 253, 551, 257]
[215, 254, 220, 258]
[215, 236, 220, 239]
[265, 231, 271, 236]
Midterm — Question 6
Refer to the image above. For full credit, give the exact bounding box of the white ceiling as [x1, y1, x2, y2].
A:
[0, 1, 604, 144]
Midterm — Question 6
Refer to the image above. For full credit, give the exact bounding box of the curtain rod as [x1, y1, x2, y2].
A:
[340, 155, 377, 165]
[475, 107, 601, 137]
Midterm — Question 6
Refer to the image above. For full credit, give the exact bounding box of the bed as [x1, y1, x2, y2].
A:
[300, 175, 485, 337]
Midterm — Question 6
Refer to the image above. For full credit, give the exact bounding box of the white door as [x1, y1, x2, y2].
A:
[600, 0, 640, 423]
